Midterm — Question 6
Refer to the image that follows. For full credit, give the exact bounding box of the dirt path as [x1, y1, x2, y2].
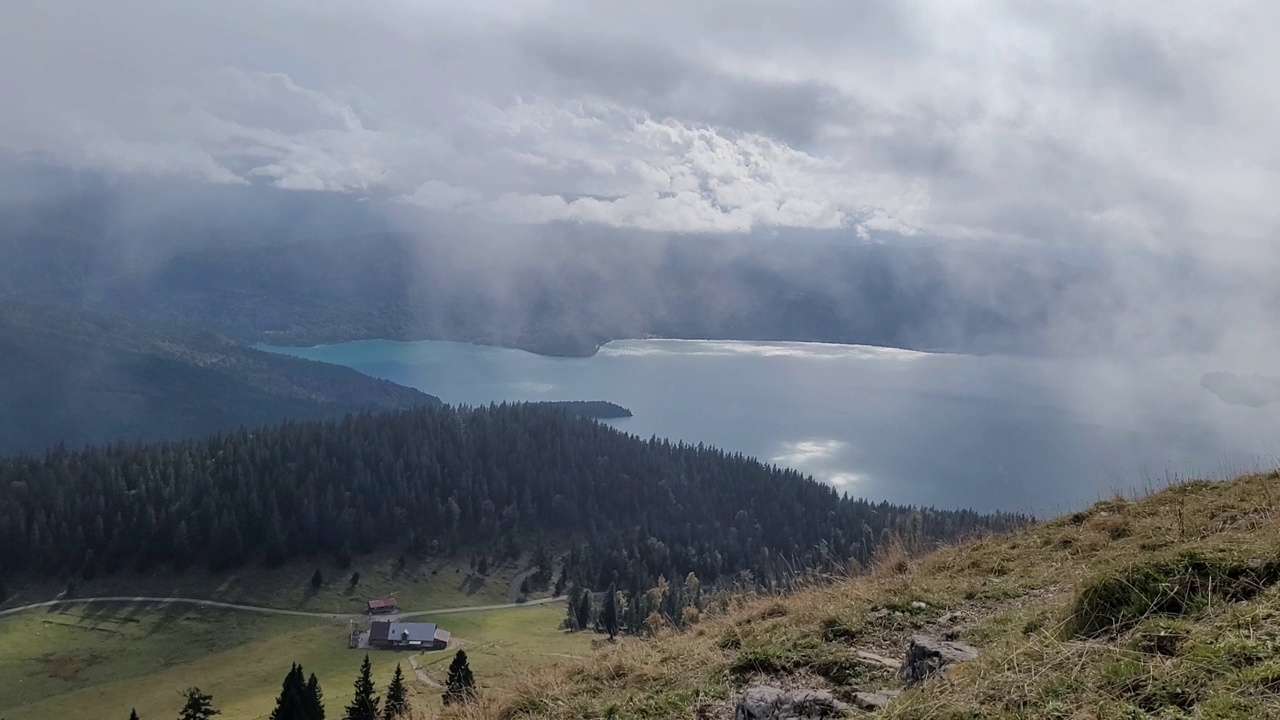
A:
[408, 656, 442, 688]
[0, 594, 564, 620]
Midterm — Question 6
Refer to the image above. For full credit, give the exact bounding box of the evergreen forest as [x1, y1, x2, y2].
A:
[0, 404, 1028, 595]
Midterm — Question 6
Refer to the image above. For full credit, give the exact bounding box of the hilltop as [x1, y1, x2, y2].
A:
[444, 472, 1280, 720]
[0, 303, 438, 454]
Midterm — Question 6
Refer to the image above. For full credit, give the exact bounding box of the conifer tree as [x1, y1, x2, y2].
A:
[442, 650, 476, 706]
[564, 588, 581, 631]
[129, 709, 140, 720]
[602, 581, 619, 640]
[311, 568, 324, 589]
[304, 673, 326, 720]
[342, 655, 380, 720]
[178, 687, 220, 720]
[269, 663, 308, 720]
[574, 586, 593, 630]
[382, 664, 408, 719]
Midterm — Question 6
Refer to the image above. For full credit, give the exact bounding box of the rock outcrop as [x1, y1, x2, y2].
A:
[736, 686, 849, 719]
[852, 690, 901, 711]
[900, 635, 979, 685]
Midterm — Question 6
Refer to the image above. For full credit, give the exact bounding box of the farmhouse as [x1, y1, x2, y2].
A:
[369, 621, 451, 650]
[366, 598, 398, 615]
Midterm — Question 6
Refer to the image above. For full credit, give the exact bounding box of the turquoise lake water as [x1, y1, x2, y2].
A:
[262, 338, 1280, 514]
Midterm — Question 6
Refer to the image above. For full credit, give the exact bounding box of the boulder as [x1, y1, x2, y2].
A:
[736, 686, 849, 719]
[900, 635, 979, 685]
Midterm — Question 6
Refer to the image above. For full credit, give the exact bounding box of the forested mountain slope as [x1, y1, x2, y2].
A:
[0, 303, 438, 454]
[0, 403, 1026, 601]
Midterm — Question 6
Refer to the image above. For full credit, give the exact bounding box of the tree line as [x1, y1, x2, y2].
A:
[126, 651, 475, 719]
[0, 403, 1029, 597]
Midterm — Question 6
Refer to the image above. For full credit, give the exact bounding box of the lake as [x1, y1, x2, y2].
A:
[261, 339, 1280, 515]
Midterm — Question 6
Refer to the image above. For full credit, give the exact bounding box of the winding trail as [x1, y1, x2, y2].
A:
[0, 594, 564, 620]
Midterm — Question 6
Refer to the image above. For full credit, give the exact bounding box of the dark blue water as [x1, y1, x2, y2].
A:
[261, 339, 1280, 514]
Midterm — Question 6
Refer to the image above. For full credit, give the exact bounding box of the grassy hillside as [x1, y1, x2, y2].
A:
[444, 472, 1280, 719]
[0, 303, 438, 454]
[0, 553, 585, 719]
[0, 602, 582, 720]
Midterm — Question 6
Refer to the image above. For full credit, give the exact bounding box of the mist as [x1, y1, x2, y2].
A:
[3, 1, 1280, 506]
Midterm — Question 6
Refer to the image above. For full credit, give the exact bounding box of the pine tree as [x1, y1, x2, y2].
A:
[602, 581, 619, 640]
[442, 650, 476, 706]
[574, 587, 593, 630]
[269, 663, 308, 720]
[311, 568, 324, 589]
[343, 654, 380, 720]
[129, 709, 140, 720]
[178, 687, 220, 720]
[349, 571, 361, 589]
[564, 588, 581, 631]
[304, 673, 326, 720]
[382, 664, 408, 719]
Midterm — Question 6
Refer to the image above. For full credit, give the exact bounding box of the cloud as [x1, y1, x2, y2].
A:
[1, 0, 1277, 257]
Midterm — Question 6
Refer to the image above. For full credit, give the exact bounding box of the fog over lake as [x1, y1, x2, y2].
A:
[263, 339, 1280, 515]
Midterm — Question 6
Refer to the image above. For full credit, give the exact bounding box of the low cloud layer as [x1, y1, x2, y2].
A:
[3, 0, 1276, 257]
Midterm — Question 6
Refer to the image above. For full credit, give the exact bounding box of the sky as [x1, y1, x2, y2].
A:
[3, 0, 1277, 266]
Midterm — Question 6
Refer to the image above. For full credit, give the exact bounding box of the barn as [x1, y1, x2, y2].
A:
[368, 621, 451, 650]
[366, 598, 398, 615]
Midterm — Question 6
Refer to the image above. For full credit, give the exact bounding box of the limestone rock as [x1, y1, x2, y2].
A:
[736, 686, 849, 719]
[852, 690, 901, 711]
[900, 635, 979, 685]
[854, 650, 902, 670]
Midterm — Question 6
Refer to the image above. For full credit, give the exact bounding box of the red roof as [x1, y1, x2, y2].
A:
[367, 598, 397, 609]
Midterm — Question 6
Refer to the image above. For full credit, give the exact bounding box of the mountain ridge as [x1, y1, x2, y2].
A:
[0, 303, 439, 454]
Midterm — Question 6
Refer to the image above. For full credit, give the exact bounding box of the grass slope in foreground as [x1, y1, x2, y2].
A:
[450, 472, 1280, 720]
[0, 303, 438, 455]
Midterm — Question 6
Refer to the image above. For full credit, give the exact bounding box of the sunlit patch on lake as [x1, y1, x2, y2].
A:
[600, 339, 928, 362]
[826, 472, 871, 488]
[772, 440, 870, 490]
[771, 439, 847, 465]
